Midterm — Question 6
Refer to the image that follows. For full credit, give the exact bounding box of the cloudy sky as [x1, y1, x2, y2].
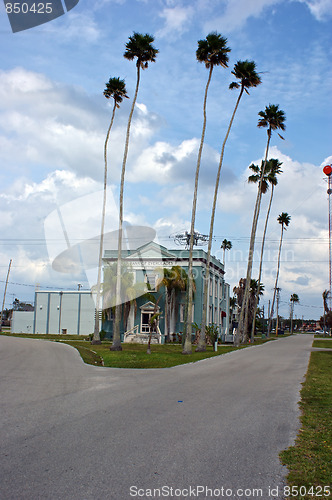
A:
[0, 0, 331, 320]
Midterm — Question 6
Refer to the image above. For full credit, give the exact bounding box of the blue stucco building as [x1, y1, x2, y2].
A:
[102, 242, 230, 343]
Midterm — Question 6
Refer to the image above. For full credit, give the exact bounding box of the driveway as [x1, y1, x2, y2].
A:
[0, 334, 314, 500]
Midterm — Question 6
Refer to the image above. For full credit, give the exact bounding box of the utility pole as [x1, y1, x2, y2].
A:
[276, 287, 281, 336]
[323, 164, 332, 309]
[0, 259, 12, 332]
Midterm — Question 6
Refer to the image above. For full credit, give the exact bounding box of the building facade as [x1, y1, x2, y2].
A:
[102, 242, 230, 343]
[33, 290, 96, 335]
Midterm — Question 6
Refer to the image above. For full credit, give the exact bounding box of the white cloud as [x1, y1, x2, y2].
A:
[157, 5, 195, 38]
[204, 0, 284, 32]
[0, 68, 164, 184]
[204, 0, 332, 32]
[43, 12, 101, 42]
[296, 0, 332, 19]
[218, 147, 329, 315]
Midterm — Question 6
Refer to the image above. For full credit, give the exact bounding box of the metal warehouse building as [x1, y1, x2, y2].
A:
[33, 290, 96, 335]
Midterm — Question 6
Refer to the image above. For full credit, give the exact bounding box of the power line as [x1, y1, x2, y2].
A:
[0, 280, 89, 291]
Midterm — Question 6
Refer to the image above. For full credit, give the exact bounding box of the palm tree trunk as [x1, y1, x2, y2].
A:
[290, 302, 294, 334]
[164, 288, 169, 342]
[92, 101, 117, 345]
[112, 65, 141, 351]
[250, 185, 274, 341]
[197, 86, 244, 352]
[183, 65, 213, 355]
[235, 128, 272, 346]
[268, 224, 284, 336]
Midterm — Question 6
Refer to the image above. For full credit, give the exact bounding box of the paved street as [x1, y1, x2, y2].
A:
[0, 335, 314, 500]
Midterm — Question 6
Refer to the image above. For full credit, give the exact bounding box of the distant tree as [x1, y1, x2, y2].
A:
[290, 293, 299, 334]
[268, 213, 291, 335]
[12, 298, 34, 311]
[250, 158, 283, 340]
[221, 239, 233, 267]
[229, 296, 237, 328]
[319, 311, 332, 332]
[236, 104, 286, 345]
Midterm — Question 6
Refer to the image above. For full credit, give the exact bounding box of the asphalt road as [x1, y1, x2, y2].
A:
[0, 334, 314, 500]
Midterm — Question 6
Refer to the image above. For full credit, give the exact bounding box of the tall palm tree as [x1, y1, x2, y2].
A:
[268, 212, 291, 335]
[221, 239, 232, 267]
[196, 60, 261, 352]
[236, 104, 286, 345]
[183, 32, 230, 355]
[91, 77, 128, 345]
[290, 293, 299, 334]
[112, 33, 158, 351]
[250, 158, 283, 341]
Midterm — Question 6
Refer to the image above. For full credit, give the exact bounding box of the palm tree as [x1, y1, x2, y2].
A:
[112, 33, 158, 351]
[233, 278, 263, 335]
[248, 279, 264, 334]
[229, 296, 237, 330]
[268, 212, 291, 335]
[248, 161, 270, 193]
[197, 61, 262, 352]
[322, 289, 330, 335]
[250, 158, 283, 341]
[322, 289, 330, 314]
[156, 266, 188, 342]
[221, 239, 232, 267]
[183, 32, 231, 355]
[102, 262, 146, 333]
[91, 77, 128, 345]
[236, 104, 286, 345]
[290, 293, 299, 334]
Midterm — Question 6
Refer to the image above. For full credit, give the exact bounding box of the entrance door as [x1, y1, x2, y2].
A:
[141, 312, 152, 333]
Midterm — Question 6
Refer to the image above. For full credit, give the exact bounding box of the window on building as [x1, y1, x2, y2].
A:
[215, 279, 218, 299]
[215, 307, 218, 325]
[209, 305, 212, 323]
[180, 303, 185, 323]
[144, 272, 156, 291]
[179, 303, 194, 322]
[209, 277, 213, 296]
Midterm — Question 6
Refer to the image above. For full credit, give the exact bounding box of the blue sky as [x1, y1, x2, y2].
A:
[0, 0, 331, 320]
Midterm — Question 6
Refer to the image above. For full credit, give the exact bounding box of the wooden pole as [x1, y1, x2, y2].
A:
[0, 259, 12, 332]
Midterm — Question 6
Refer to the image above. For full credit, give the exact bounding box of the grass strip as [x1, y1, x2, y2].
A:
[65, 342, 104, 366]
[60, 342, 246, 369]
[280, 351, 332, 499]
[312, 340, 332, 349]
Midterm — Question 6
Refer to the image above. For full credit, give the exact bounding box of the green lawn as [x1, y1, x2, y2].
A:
[1, 332, 273, 368]
[280, 351, 332, 499]
[312, 339, 332, 349]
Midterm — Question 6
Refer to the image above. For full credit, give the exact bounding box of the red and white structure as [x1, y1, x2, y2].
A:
[323, 164, 332, 308]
